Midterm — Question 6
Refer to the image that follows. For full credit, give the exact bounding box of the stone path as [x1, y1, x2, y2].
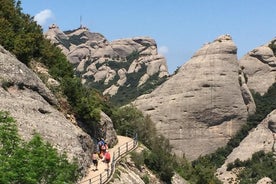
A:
[79, 135, 134, 184]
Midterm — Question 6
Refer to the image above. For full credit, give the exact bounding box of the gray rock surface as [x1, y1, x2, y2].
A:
[216, 110, 276, 184]
[99, 111, 118, 146]
[239, 39, 276, 95]
[256, 177, 273, 184]
[172, 173, 189, 184]
[134, 35, 251, 160]
[0, 45, 93, 174]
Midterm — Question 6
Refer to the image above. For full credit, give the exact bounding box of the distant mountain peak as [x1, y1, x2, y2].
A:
[45, 26, 169, 105]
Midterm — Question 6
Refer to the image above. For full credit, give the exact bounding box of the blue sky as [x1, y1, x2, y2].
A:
[21, 0, 276, 74]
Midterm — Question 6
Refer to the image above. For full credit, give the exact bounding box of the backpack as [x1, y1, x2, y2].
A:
[105, 152, 110, 160]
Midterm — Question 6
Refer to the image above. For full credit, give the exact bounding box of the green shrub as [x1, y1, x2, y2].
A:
[141, 175, 150, 184]
[130, 151, 145, 171]
[229, 151, 276, 184]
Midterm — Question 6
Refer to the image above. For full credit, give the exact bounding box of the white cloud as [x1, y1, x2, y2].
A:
[34, 9, 54, 26]
[158, 46, 169, 56]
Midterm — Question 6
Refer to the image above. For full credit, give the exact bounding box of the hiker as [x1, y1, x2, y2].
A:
[104, 150, 111, 171]
[98, 138, 105, 147]
[101, 142, 108, 153]
[92, 151, 99, 171]
[98, 138, 106, 159]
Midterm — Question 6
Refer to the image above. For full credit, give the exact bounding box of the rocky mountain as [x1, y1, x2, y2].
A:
[0, 45, 117, 175]
[44, 23, 276, 182]
[214, 40, 276, 184]
[239, 38, 276, 95]
[133, 35, 276, 183]
[133, 35, 255, 160]
[45, 24, 169, 105]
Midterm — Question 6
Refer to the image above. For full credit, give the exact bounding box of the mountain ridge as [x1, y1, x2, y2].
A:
[45, 24, 169, 105]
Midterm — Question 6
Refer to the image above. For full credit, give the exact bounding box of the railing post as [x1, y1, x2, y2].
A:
[126, 142, 128, 152]
[107, 166, 110, 176]
[135, 133, 138, 145]
[111, 160, 114, 173]
[100, 173, 102, 184]
[89, 178, 92, 184]
[118, 146, 120, 156]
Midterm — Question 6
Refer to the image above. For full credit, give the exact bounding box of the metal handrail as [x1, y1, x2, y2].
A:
[78, 132, 138, 184]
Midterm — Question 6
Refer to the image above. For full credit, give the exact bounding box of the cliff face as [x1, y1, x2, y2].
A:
[0, 45, 93, 173]
[134, 35, 254, 160]
[45, 25, 169, 104]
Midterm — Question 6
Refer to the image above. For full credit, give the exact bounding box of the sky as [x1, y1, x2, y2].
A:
[21, 0, 276, 74]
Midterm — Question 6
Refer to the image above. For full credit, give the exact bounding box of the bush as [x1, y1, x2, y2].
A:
[141, 175, 150, 184]
[130, 151, 145, 171]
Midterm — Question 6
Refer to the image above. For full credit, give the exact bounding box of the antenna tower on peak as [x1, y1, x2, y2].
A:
[80, 15, 82, 28]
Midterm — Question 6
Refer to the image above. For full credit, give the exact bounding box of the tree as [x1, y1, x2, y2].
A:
[0, 0, 43, 65]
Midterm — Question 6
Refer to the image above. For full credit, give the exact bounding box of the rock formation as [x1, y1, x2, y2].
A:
[239, 39, 276, 95]
[45, 25, 169, 102]
[0, 45, 93, 173]
[216, 110, 276, 184]
[134, 35, 254, 160]
[256, 177, 273, 184]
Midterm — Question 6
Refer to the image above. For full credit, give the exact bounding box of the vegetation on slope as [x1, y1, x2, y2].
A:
[0, 111, 80, 183]
[85, 50, 167, 106]
[112, 105, 174, 183]
[1, 0, 169, 182]
[0, 0, 109, 134]
[227, 151, 276, 183]
[1, 1, 275, 183]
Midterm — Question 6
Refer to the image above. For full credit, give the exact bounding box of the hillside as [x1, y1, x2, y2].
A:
[1, 1, 276, 183]
[0, 1, 118, 181]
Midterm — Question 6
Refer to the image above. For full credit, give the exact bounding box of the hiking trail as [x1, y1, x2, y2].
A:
[79, 135, 136, 184]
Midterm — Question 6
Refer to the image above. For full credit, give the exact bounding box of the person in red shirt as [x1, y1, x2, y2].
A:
[104, 150, 111, 171]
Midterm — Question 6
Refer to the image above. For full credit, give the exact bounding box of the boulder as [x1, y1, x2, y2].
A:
[268, 113, 276, 133]
[256, 177, 273, 184]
